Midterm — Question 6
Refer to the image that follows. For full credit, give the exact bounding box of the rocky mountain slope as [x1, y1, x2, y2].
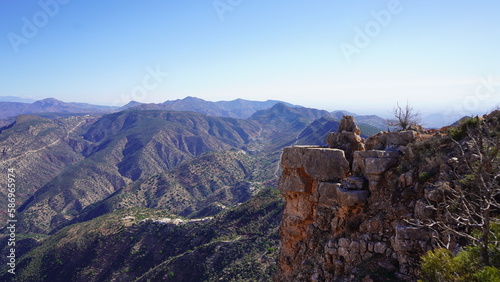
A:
[15, 110, 262, 233]
[275, 111, 499, 281]
[0, 98, 391, 281]
[1, 102, 382, 235]
[65, 149, 264, 228]
[0, 115, 96, 220]
[0, 188, 284, 282]
[249, 103, 337, 152]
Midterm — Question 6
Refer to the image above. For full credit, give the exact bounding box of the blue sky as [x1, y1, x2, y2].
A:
[1, 0, 499, 118]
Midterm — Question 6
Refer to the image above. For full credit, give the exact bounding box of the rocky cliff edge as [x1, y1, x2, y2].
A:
[276, 115, 431, 281]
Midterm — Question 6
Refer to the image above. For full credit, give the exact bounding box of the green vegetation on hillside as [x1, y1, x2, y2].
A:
[0, 102, 396, 280]
[420, 224, 500, 282]
[0, 189, 284, 282]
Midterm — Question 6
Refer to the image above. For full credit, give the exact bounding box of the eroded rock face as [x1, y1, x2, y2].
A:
[315, 182, 369, 208]
[336, 187, 370, 207]
[281, 146, 350, 182]
[365, 130, 419, 151]
[338, 115, 361, 135]
[352, 150, 400, 190]
[327, 116, 365, 164]
[278, 146, 371, 281]
[276, 124, 431, 281]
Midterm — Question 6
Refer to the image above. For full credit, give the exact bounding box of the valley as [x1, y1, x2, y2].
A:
[2, 1, 495, 280]
[0, 97, 387, 280]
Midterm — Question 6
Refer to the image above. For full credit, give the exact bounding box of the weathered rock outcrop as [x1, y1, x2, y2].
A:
[276, 117, 431, 281]
[326, 116, 365, 165]
[353, 150, 400, 191]
[365, 130, 419, 151]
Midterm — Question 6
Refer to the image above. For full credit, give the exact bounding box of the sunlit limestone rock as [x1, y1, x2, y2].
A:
[326, 115, 365, 164]
[275, 117, 433, 282]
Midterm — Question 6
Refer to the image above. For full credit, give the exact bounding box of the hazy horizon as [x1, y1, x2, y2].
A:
[3, 95, 497, 126]
[2, 1, 499, 119]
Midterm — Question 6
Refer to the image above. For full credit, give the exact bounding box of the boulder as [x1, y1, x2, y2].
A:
[326, 132, 365, 164]
[336, 187, 370, 207]
[343, 176, 367, 190]
[316, 181, 370, 207]
[365, 130, 419, 150]
[326, 116, 365, 164]
[353, 150, 400, 178]
[281, 146, 319, 169]
[395, 226, 430, 240]
[281, 146, 349, 181]
[349, 241, 360, 253]
[385, 131, 418, 147]
[317, 182, 341, 207]
[338, 247, 349, 259]
[303, 148, 350, 181]
[338, 115, 361, 134]
[365, 132, 386, 150]
[398, 171, 414, 187]
[339, 237, 350, 248]
[374, 242, 388, 254]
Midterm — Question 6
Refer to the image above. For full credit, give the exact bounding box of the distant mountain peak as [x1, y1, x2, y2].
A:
[117, 100, 144, 111]
[40, 97, 60, 101]
[182, 96, 205, 102]
[332, 110, 357, 118]
[250, 102, 331, 125]
[269, 102, 291, 112]
[0, 98, 115, 119]
[126, 100, 142, 105]
[34, 97, 63, 105]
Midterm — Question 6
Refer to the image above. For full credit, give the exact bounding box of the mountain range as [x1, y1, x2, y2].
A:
[0, 97, 387, 233]
[0, 96, 389, 280]
[0, 98, 115, 120]
[0, 95, 464, 129]
[119, 96, 297, 119]
[0, 96, 387, 127]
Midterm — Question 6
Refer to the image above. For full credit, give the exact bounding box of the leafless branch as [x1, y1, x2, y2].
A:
[386, 101, 422, 130]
